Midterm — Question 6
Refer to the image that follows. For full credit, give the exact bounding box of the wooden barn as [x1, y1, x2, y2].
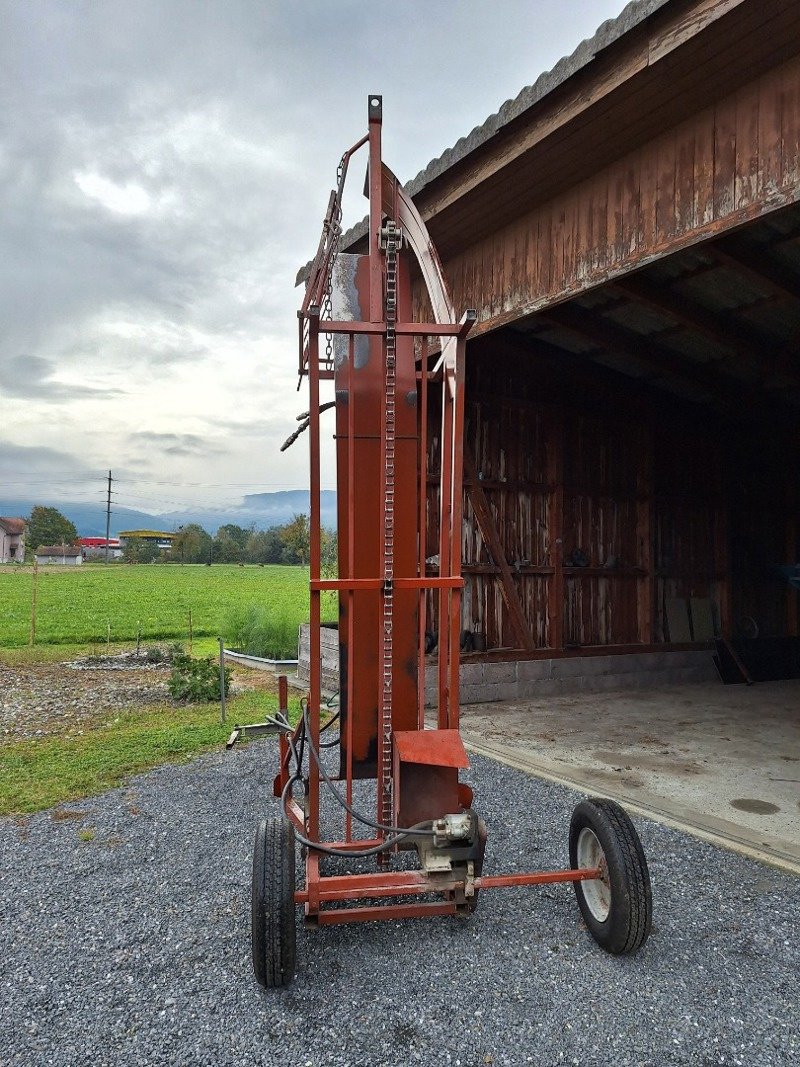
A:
[336, 0, 800, 699]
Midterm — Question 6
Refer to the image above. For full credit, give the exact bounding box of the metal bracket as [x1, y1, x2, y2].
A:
[225, 722, 285, 749]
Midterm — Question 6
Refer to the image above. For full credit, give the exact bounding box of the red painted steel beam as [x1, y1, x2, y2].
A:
[322, 320, 468, 336]
[316, 901, 458, 925]
[297, 866, 603, 909]
[311, 577, 463, 590]
[477, 868, 601, 888]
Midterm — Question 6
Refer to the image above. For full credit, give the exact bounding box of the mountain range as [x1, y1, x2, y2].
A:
[0, 490, 338, 538]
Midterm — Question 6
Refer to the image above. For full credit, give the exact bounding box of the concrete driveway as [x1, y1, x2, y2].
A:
[459, 680, 800, 873]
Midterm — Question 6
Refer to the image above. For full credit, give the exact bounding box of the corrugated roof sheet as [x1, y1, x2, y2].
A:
[301, 0, 673, 281]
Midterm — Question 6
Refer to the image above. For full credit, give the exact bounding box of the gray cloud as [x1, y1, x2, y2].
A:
[128, 431, 225, 458]
[1, 0, 625, 501]
[0, 354, 124, 400]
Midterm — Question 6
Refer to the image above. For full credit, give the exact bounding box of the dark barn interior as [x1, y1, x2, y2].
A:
[424, 204, 800, 666]
[396, 0, 800, 679]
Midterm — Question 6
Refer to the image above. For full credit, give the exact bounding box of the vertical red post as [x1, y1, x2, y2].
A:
[346, 332, 356, 840]
[418, 337, 429, 730]
[448, 339, 467, 729]
[307, 308, 322, 841]
[438, 367, 454, 728]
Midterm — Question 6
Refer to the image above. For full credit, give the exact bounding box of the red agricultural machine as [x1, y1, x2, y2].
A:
[250, 97, 651, 987]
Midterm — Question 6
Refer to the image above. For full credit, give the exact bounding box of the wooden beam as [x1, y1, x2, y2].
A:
[540, 302, 788, 420]
[609, 277, 758, 374]
[710, 238, 800, 302]
[463, 447, 535, 651]
[416, 0, 750, 226]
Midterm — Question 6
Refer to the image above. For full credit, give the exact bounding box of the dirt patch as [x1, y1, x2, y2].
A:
[1, 651, 279, 742]
[1, 656, 171, 741]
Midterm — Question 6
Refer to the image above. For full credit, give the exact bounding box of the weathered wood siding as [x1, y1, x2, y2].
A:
[424, 346, 798, 654]
[414, 54, 800, 335]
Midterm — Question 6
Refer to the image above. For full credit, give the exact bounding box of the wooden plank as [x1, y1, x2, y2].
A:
[675, 121, 696, 235]
[636, 425, 653, 645]
[463, 447, 534, 651]
[759, 65, 784, 195]
[781, 57, 800, 189]
[693, 105, 715, 226]
[427, 3, 799, 253]
[734, 79, 760, 209]
[666, 597, 692, 642]
[648, 0, 746, 65]
[612, 169, 626, 265]
[690, 597, 715, 640]
[713, 93, 737, 218]
[655, 129, 677, 245]
[418, 31, 649, 221]
[622, 159, 639, 259]
[717, 637, 754, 684]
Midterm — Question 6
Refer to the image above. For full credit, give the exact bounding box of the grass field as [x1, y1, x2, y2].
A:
[0, 564, 325, 814]
[0, 563, 333, 652]
[0, 678, 301, 816]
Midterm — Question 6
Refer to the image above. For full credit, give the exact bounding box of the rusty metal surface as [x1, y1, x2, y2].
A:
[393, 729, 469, 768]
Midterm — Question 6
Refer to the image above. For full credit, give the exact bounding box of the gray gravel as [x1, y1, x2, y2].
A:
[1, 744, 797, 1067]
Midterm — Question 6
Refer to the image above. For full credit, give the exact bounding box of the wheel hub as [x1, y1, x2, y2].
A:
[576, 826, 611, 922]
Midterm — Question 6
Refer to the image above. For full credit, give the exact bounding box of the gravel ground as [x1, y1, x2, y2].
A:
[1, 745, 797, 1067]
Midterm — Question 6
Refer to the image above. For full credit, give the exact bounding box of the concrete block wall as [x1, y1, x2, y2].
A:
[424, 650, 718, 705]
[297, 623, 718, 703]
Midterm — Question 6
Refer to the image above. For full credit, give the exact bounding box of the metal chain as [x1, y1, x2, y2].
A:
[379, 219, 400, 832]
[322, 156, 346, 370]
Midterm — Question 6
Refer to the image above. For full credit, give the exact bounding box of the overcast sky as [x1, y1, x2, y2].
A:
[1, 0, 627, 517]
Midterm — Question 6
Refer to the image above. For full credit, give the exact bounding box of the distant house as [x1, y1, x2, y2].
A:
[0, 517, 25, 563]
[80, 537, 123, 560]
[34, 545, 83, 566]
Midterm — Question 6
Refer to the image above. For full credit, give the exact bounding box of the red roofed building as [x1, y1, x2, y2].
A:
[79, 537, 123, 560]
[0, 517, 25, 563]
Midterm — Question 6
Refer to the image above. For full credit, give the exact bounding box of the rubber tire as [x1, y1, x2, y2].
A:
[568, 798, 652, 955]
[251, 817, 296, 987]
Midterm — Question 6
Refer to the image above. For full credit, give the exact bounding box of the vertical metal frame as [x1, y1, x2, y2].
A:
[288, 98, 601, 923]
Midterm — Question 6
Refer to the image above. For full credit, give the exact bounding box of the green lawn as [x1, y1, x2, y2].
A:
[0, 564, 324, 814]
[0, 686, 299, 816]
[0, 563, 324, 649]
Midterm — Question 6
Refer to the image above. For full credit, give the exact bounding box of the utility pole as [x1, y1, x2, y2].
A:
[105, 470, 113, 564]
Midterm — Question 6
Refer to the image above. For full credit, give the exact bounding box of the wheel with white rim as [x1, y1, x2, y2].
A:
[568, 798, 652, 955]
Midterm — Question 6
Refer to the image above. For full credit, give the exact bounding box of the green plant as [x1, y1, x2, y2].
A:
[222, 602, 298, 660]
[77, 828, 96, 842]
[168, 651, 231, 703]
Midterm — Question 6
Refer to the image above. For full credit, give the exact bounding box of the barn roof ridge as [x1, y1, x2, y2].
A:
[326, 0, 671, 268]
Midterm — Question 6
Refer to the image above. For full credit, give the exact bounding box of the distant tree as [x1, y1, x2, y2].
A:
[26, 506, 78, 551]
[243, 528, 283, 564]
[122, 537, 160, 564]
[321, 528, 338, 576]
[212, 528, 242, 563]
[216, 524, 251, 550]
[170, 524, 213, 564]
[279, 514, 310, 565]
